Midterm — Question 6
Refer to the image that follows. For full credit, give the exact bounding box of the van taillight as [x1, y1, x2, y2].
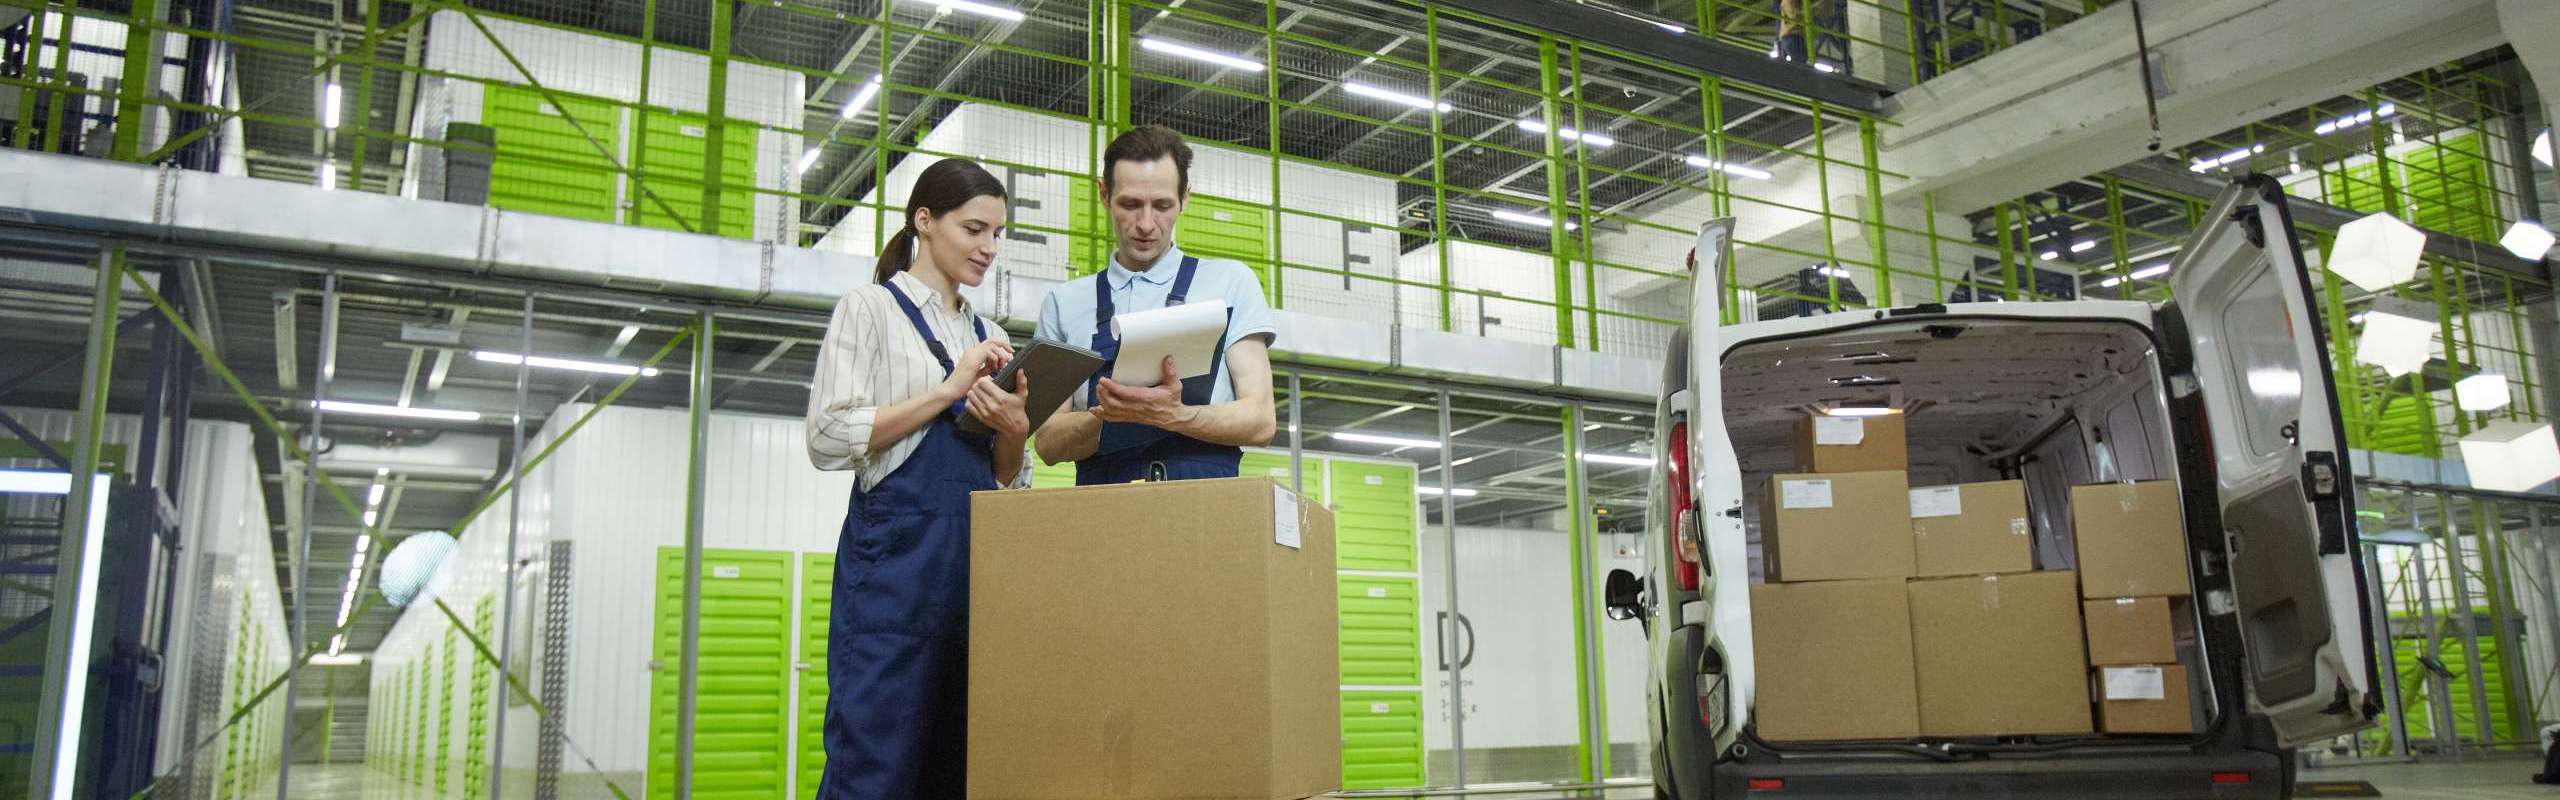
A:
[2210, 772, 2251, 784]
[1746, 778, 1785, 790]
[1668, 420, 1699, 591]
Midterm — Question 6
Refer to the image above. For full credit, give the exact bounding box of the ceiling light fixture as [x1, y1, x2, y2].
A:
[2535, 130, 2553, 167]
[2097, 262, 2172, 288]
[2459, 421, 2560, 493]
[1139, 37, 1264, 72]
[1343, 81, 1450, 112]
[2499, 221, 2554, 260]
[318, 162, 337, 190]
[1332, 431, 1441, 450]
[2038, 251, 2059, 261]
[1515, 119, 1615, 147]
[2329, 212, 2427, 291]
[794, 148, 822, 175]
[2352, 296, 2439, 377]
[2069, 239, 2099, 253]
[928, 0, 1026, 22]
[840, 75, 884, 121]
[1583, 453, 1653, 467]
[473, 350, 662, 377]
[323, 83, 343, 129]
[1416, 486, 1480, 497]
[1491, 208, 1577, 230]
[2455, 373, 2512, 412]
[1681, 154, 1771, 180]
[315, 400, 483, 422]
[1823, 405, 1897, 417]
[0, 469, 74, 495]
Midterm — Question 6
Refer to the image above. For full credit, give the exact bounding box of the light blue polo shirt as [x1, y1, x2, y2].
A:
[1036, 244, 1276, 408]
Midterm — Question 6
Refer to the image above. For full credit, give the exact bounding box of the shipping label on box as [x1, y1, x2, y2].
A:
[1764, 471, 1913, 582]
[1910, 480, 2033, 578]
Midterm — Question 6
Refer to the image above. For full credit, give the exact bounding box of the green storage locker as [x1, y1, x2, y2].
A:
[1338, 576, 1424, 687]
[1176, 194, 1272, 291]
[630, 110, 757, 239]
[1240, 450, 1316, 496]
[1340, 690, 1428, 789]
[648, 548, 793, 800]
[482, 85, 621, 224]
[797, 554, 833, 799]
[414, 645, 433, 786]
[1328, 459, 1420, 572]
[437, 629, 458, 793]
[464, 594, 495, 800]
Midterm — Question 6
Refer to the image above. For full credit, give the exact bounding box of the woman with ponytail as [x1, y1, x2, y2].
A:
[804, 157, 1028, 799]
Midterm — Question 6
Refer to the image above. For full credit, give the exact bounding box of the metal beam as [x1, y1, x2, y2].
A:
[30, 248, 121, 800]
[1428, 0, 1887, 114]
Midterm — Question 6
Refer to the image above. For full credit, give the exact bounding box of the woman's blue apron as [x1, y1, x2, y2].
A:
[1074, 254, 1243, 484]
[818, 283, 996, 799]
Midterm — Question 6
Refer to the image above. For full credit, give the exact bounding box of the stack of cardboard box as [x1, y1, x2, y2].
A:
[1751, 412, 2095, 741]
[2072, 481, 2197, 734]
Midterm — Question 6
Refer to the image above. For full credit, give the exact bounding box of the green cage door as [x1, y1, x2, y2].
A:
[797, 554, 833, 798]
[482, 84, 621, 224]
[1340, 690, 1427, 789]
[1327, 460, 1419, 572]
[631, 111, 758, 239]
[648, 548, 793, 800]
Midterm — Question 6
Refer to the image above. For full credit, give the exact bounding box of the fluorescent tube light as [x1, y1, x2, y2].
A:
[795, 148, 822, 175]
[319, 162, 336, 190]
[311, 653, 365, 666]
[2038, 251, 2059, 261]
[840, 75, 883, 121]
[361, 510, 378, 527]
[1812, 61, 1838, 73]
[323, 83, 342, 129]
[316, 400, 483, 422]
[1824, 406, 1897, 417]
[1332, 431, 1441, 450]
[44, 474, 109, 800]
[1417, 486, 1480, 497]
[0, 470, 73, 495]
[1343, 82, 1450, 112]
[2097, 262, 2171, 288]
[2069, 239, 2098, 253]
[1681, 154, 1771, 180]
[473, 350, 662, 377]
[928, 0, 1025, 21]
[366, 482, 386, 507]
[1515, 119, 1615, 147]
[1139, 37, 1263, 72]
[1583, 453, 1653, 467]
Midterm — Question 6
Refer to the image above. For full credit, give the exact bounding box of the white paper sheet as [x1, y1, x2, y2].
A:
[1812, 416, 1866, 445]
[1909, 486, 1963, 518]
[1273, 484, 1302, 550]
[1109, 300, 1231, 387]
[2103, 666, 2165, 700]
[1780, 479, 1834, 509]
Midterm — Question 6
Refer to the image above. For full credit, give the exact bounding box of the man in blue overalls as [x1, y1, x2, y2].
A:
[1034, 124, 1277, 482]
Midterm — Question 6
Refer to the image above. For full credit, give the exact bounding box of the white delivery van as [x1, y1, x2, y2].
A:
[1605, 177, 2380, 798]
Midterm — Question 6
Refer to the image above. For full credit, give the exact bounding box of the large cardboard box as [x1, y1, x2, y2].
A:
[1749, 578, 1919, 741]
[1909, 571, 2092, 736]
[1793, 412, 1908, 473]
[969, 478, 1341, 800]
[1911, 480, 2033, 578]
[2071, 481, 2193, 599]
[1764, 470, 1914, 582]
[2096, 665, 2196, 734]
[2083, 597, 2178, 666]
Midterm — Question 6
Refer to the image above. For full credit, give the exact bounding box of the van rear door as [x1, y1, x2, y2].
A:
[2163, 177, 2378, 746]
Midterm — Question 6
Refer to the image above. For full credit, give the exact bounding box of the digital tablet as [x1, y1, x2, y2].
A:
[958, 337, 1106, 436]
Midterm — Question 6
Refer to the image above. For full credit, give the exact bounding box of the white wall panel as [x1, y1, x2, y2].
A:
[1416, 526, 1650, 752]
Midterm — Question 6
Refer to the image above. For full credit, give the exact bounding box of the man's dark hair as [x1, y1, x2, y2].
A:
[1101, 124, 1192, 197]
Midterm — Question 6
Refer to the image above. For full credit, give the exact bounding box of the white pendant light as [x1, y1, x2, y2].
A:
[2453, 373, 2512, 412]
[2328, 212, 2427, 291]
[2458, 420, 2560, 493]
[2500, 221, 2554, 260]
[2351, 296, 2437, 378]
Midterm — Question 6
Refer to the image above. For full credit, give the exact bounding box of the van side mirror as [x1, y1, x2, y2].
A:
[1604, 569, 1646, 624]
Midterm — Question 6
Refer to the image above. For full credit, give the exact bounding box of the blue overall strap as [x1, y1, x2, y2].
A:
[1165, 255, 1202, 305]
[1094, 266, 1115, 329]
[882, 281, 955, 376]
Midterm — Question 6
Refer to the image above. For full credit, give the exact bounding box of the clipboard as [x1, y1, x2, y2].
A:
[958, 337, 1105, 436]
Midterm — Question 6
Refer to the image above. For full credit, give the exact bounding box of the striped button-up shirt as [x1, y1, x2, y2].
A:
[805, 271, 1031, 491]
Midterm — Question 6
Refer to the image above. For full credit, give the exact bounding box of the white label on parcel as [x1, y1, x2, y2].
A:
[1779, 479, 1834, 509]
[1812, 416, 1866, 445]
[1909, 486, 1963, 518]
[2103, 667, 2166, 701]
[1274, 485, 1302, 549]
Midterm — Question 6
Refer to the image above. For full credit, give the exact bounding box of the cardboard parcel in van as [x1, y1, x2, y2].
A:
[1750, 578, 1920, 741]
[1764, 470, 1914, 582]
[969, 478, 1341, 800]
[1909, 571, 2092, 737]
[2072, 481, 2192, 599]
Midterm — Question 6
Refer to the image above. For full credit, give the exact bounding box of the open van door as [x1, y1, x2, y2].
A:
[2164, 177, 2378, 746]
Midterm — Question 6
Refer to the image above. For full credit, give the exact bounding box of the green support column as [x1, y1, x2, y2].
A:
[2104, 177, 2132, 300]
[634, 0, 658, 225]
[700, 0, 732, 236]
[1810, 102, 1841, 309]
[1568, 44, 1601, 349]
[1859, 118, 1891, 307]
[1265, 2, 1284, 307]
[1536, 38, 1575, 348]
[29, 248, 121, 800]
[1428, 9, 1454, 332]
[1561, 406, 1600, 781]
[1923, 191, 1945, 302]
[109, 0, 163, 160]
[2477, 499, 2532, 743]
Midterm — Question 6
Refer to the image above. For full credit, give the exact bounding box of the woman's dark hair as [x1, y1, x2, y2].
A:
[875, 157, 1008, 284]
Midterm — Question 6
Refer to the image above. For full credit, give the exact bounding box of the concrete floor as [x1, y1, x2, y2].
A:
[261, 755, 2558, 798]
